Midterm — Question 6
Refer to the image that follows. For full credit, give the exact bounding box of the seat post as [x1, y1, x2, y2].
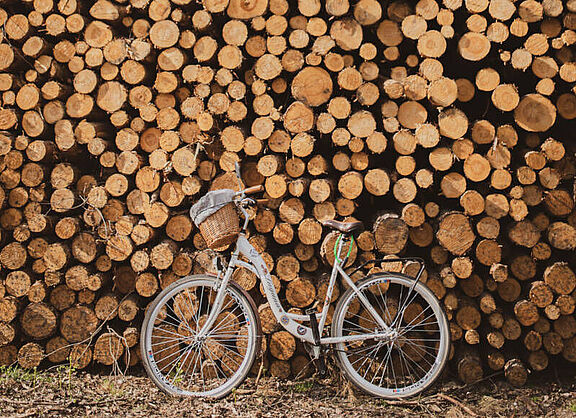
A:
[336, 233, 354, 267]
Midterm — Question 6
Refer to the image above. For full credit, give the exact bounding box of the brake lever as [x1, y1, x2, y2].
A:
[240, 198, 257, 208]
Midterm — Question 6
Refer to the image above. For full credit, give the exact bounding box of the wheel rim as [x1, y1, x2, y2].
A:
[143, 279, 256, 397]
[334, 275, 449, 397]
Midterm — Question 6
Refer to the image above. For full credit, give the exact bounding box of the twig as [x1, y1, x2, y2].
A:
[454, 371, 504, 389]
[437, 393, 479, 417]
[15, 410, 47, 418]
[254, 360, 264, 388]
[0, 396, 130, 408]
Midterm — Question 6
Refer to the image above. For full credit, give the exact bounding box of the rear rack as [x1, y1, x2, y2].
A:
[346, 257, 426, 284]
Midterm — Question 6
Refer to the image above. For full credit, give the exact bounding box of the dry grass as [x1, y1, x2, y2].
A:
[0, 367, 575, 417]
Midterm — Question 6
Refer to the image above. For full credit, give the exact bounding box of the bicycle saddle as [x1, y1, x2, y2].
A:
[322, 219, 363, 233]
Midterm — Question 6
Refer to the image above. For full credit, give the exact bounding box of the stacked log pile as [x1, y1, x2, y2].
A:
[0, 0, 574, 386]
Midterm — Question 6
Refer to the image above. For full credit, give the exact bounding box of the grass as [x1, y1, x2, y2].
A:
[569, 402, 576, 413]
[101, 377, 127, 398]
[0, 365, 50, 385]
[291, 380, 314, 393]
[0, 363, 129, 403]
[0, 362, 80, 401]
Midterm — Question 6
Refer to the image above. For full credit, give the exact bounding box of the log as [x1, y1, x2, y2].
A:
[60, 305, 99, 343]
[505, 359, 528, 387]
[94, 332, 125, 365]
[455, 346, 483, 384]
[21, 302, 57, 340]
[69, 344, 93, 369]
[544, 263, 576, 295]
[514, 94, 557, 132]
[0, 0, 571, 383]
[436, 212, 475, 255]
[373, 213, 408, 255]
[18, 342, 44, 369]
[269, 330, 296, 361]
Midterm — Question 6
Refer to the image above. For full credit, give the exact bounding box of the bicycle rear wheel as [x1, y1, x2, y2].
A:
[141, 275, 260, 398]
[332, 273, 449, 398]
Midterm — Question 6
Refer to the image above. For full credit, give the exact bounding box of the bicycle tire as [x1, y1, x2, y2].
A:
[141, 275, 261, 398]
[331, 273, 450, 398]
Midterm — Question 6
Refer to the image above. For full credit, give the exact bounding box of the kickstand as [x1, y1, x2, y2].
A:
[306, 308, 327, 376]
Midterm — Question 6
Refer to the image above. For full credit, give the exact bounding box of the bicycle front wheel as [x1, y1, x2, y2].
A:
[332, 273, 450, 398]
[141, 275, 260, 398]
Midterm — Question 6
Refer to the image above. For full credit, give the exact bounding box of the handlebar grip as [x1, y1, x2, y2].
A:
[244, 185, 264, 195]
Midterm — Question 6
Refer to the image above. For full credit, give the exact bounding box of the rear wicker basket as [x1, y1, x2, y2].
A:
[198, 203, 240, 249]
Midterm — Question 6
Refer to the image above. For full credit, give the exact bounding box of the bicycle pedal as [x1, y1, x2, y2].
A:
[315, 357, 327, 376]
[313, 352, 328, 377]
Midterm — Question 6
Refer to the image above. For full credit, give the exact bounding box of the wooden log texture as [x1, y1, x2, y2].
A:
[0, 0, 572, 386]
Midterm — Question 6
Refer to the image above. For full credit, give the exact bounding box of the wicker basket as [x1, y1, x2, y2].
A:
[198, 203, 240, 249]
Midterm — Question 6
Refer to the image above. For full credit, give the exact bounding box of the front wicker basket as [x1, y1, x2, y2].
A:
[198, 203, 240, 249]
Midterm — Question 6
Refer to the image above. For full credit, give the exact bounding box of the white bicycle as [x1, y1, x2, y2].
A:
[141, 164, 450, 399]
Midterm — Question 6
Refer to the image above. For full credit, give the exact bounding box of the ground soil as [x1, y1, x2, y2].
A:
[0, 367, 575, 417]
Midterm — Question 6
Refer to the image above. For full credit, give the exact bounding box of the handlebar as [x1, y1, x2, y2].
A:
[233, 162, 265, 230]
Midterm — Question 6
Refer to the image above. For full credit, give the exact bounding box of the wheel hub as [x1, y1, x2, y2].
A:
[374, 328, 398, 342]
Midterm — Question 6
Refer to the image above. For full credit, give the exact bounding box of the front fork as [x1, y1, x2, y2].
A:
[195, 251, 239, 340]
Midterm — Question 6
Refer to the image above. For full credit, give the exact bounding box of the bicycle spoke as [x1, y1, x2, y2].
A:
[351, 345, 381, 375]
[343, 318, 380, 334]
[377, 343, 395, 387]
[187, 345, 203, 390]
[345, 344, 381, 358]
[219, 348, 243, 371]
[156, 309, 185, 329]
[195, 285, 207, 333]
[172, 347, 196, 385]
[392, 281, 420, 329]
[371, 342, 394, 385]
[150, 334, 188, 345]
[150, 340, 184, 357]
[396, 344, 432, 376]
[378, 283, 395, 327]
[365, 343, 387, 380]
[398, 310, 437, 336]
[334, 275, 448, 397]
[158, 346, 188, 376]
[396, 345, 417, 387]
[144, 277, 258, 397]
[203, 343, 229, 380]
[206, 333, 249, 341]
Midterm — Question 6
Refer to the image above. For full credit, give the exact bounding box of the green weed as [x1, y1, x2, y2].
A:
[102, 378, 126, 398]
[67, 358, 77, 397]
[0, 365, 53, 385]
[569, 402, 576, 413]
[292, 380, 314, 393]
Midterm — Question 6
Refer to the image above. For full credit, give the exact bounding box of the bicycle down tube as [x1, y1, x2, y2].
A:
[197, 233, 394, 345]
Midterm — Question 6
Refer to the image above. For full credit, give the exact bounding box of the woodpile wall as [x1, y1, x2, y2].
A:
[0, 0, 575, 386]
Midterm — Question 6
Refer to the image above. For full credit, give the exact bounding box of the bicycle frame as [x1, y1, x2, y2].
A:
[197, 232, 395, 345]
